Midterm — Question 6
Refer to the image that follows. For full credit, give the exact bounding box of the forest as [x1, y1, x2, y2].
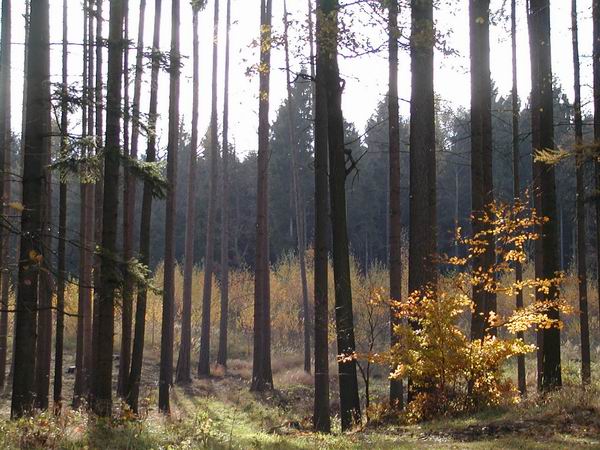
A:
[0, 0, 599, 448]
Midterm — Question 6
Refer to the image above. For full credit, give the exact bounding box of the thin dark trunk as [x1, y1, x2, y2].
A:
[527, 0, 561, 391]
[126, 0, 161, 413]
[251, 0, 274, 392]
[158, 0, 180, 413]
[387, 0, 403, 408]
[118, 0, 139, 397]
[91, 0, 105, 385]
[11, 0, 49, 419]
[312, 0, 330, 432]
[217, 0, 232, 369]
[469, 0, 494, 341]
[283, 0, 311, 375]
[593, 0, 600, 329]
[319, 0, 361, 431]
[0, 0, 11, 391]
[198, 0, 220, 378]
[408, 0, 437, 401]
[176, 4, 198, 384]
[74, 1, 93, 407]
[91, 0, 125, 416]
[54, 0, 68, 410]
[571, 0, 591, 385]
[511, 0, 526, 396]
[34, 85, 53, 411]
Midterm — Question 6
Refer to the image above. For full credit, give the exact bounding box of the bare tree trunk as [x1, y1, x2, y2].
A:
[91, 0, 125, 416]
[11, 0, 49, 419]
[176, 3, 198, 384]
[118, 0, 143, 397]
[409, 0, 437, 401]
[74, 0, 93, 407]
[54, 0, 68, 412]
[198, 0, 220, 378]
[251, 0, 274, 392]
[387, 0, 403, 408]
[319, 0, 361, 431]
[34, 85, 53, 411]
[0, 0, 11, 391]
[217, 0, 232, 369]
[469, 0, 494, 341]
[510, 0, 526, 396]
[571, 0, 591, 385]
[527, 0, 561, 391]
[593, 0, 600, 329]
[126, 0, 161, 413]
[312, 0, 330, 432]
[283, 0, 311, 375]
[159, 0, 180, 413]
[91, 0, 104, 386]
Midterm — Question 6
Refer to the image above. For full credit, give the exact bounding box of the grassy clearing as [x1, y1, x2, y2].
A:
[0, 352, 599, 449]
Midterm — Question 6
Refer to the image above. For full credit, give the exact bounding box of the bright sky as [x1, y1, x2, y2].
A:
[3, 0, 595, 158]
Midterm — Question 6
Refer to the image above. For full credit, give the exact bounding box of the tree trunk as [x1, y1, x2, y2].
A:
[198, 0, 220, 378]
[312, 0, 330, 432]
[91, 0, 125, 416]
[527, 0, 561, 391]
[409, 0, 437, 401]
[217, 0, 232, 369]
[319, 0, 361, 431]
[176, 4, 198, 384]
[126, 0, 161, 413]
[11, 0, 49, 419]
[34, 85, 53, 411]
[571, 0, 591, 385]
[511, 0, 526, 396]
[387, 0, 403, 408]
[251, 0, 274, 392]
[283, 0, 311, 375]
[158, 0, 180, 413]
[54, 0, 68, 411]
[118, 0, 140, 397]
[0, 0, 11, 391]
[469, 0, 494, 341]
[74, 0, 93, 407]
[593, 0, 600, 329]
[91, 0, 104, 386]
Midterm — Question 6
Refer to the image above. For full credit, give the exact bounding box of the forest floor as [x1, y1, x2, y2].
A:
[0, 352, 599, 449]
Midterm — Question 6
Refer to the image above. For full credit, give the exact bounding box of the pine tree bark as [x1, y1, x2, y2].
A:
[319, 0, 361, 431]
[409, 0, 437, 401]
[11, 0, 49, 419]
[91, 0, 125, 416]
[198, 0, 220, 378]
[312, 0, 331, 432]
[176, 3, 198, 384]
[118, 0, 136, 397]
[54, 0, 68, 411]
[158, 0, 180, 413]
[91, 0, 104, 384]
[571, 0, 591, 385]
[511, 0, 526, 396]
[126, 0, 161, 413]
[0, 0, 11, 391]
[251, 0, 274, 392]
[283, 0, 311, 375]
[217, 0, 232, 369]
[469, 0, 494, 341]
[74, 1, 93, 407]
[34, 85, 53, 411]
[593, 0, 600, 329]
[387, 0, 403, 408]
[527, 0, 561, 391]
